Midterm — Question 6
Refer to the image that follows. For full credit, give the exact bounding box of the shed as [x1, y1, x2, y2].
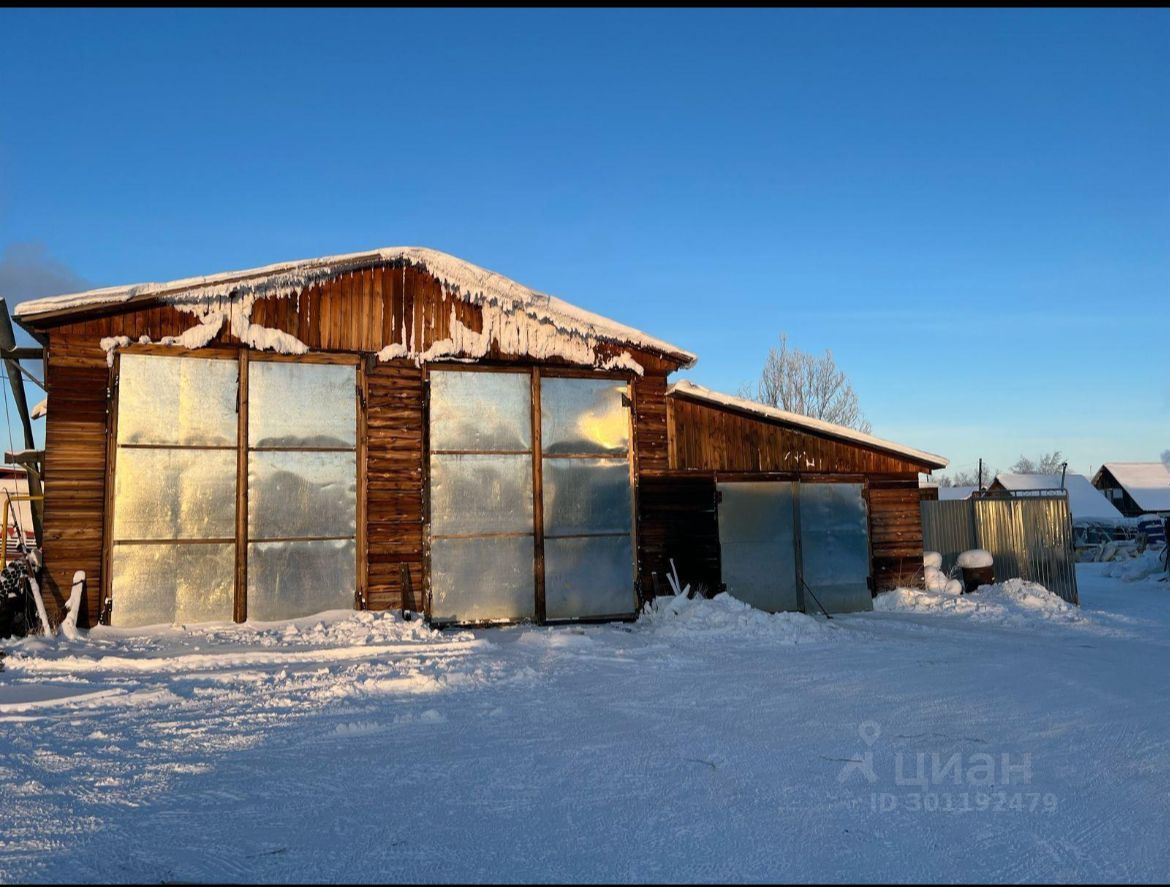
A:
[1091, 463, 1170, 518]
[14, 246, 946, 628]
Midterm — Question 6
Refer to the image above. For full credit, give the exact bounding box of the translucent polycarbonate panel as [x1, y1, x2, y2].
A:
[248, 450, 357, 539]
[113, 448, 237, 541]
[111, 543, 235, 627]
[429, 370, 531, 452]
[429, 454, 533, 537]
[717, 482, 799, 612]
[429, 535, 535, 623]
[542, 458, 632, 536]
[247, 539, 356, 621]
[540, 377, 629, 455]
[117, 354, 238, 446]
[544, 535, 635, 620]
[798, 483, 873, 614]
[248, 361, 356, 448]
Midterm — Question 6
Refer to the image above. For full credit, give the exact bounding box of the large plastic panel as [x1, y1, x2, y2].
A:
[111, 542, 235, 627]
[117, 354, 238, 447]
[544, 535, 635, 620]
[429, 454, 533, 537]
[429, 370, 531, 453]
[248, 361, 356, 448]
[540, 377, 629, 455]
[248, 450, 357, 539]
[716, 482, 799, 612]
[246, 539, 357, 621]
[798, 482, 873, 613]
[542, 458, 632, 536]
[429, 535, 535, 623]
[113, 448, 236, 541]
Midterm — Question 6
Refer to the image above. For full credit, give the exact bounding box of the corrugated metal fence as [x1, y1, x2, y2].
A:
[920, 494, 1079, 605]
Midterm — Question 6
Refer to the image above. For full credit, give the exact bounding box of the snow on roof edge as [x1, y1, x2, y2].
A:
[667, 379, 949, 469]
[12, 246, 697, 367]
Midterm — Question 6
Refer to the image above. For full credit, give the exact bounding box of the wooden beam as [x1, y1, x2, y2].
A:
[531, 367, 546, 623]
[234, 350, 249, 623]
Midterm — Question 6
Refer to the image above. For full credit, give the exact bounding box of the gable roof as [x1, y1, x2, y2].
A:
[990, 472, 1125, 521]
[667, 379, 948, 469]
[13, 246, 697, 368]
[1094, 462, 1170, 513]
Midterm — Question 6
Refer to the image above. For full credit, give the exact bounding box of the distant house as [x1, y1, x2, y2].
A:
[939, 485, 977, 502]
[986, 472, 1125, 522]
[1091, 463, 1170, 517]
[917, 482, 975, 502]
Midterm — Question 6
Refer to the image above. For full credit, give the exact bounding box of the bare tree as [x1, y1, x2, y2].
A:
[740, 333, 871, 433]
[936, 468, 996, 488]
[1011, 451, 1065, 474]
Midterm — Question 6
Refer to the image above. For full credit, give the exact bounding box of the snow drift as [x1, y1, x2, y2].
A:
[874, 578, 1086, 627]
[636, 592, 841, 644]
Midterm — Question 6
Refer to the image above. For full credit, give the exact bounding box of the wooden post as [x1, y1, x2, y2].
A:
[100, 354, 121, 627]
[531, 368, 546, 623]
[234, 350, 249, 623]
[356, 356, 368, 612]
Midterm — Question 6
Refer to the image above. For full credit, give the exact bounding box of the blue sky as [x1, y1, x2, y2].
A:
[1, 9, 1166, 478]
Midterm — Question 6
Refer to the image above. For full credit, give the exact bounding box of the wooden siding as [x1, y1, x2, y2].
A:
[868, 477, 927, 590]
[30, 264, 670, 372]
[41, 335, 110, 627]
[668, 395, 937, 475]
[636, 474, 720, 599]
[365, 360, 426, 611]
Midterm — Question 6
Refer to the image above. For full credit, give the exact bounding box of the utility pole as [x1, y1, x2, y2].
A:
[1060, 461, 1068, 490]
[978, 458, 984, 492]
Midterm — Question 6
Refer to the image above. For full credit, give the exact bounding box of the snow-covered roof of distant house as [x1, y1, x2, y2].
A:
[13, 246, 697, 368]
[939, 485, 976, 501]
[667, 379, 948, 469]
[1095, 462, 1170, 513]
[991, 472, 1125, 521]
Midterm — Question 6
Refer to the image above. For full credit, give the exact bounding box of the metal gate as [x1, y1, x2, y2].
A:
[920, 494, 1079, 604]
[716, 480, 873, 614]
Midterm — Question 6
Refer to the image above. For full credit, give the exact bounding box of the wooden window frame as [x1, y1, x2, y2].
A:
[102, 347, 365, 625]
[423, 363, 638, 627]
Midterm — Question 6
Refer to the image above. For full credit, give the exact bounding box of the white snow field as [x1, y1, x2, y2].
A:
[1, 565, 1168, 883]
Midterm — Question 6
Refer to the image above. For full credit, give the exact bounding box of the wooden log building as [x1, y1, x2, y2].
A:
[14, 247, 947, 629]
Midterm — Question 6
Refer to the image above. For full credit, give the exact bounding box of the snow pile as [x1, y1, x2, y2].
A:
[1102, 547, 1168, 583]
[923, 550, 963, 594]
[7, 609, 474, 668]
[875, 578, 1085, 626]
[956, 549, 994, 569]
[636, 592, 840, 644]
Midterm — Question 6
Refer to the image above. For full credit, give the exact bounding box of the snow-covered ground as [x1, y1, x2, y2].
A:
[2, 565, 1168, 883]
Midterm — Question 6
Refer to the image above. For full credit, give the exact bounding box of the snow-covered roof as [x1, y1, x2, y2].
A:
[1095, 462, 1170, 513]
[667, 379, 948, 469]
[13, 246, 697, 368]
[990, 472, 1125, 521]
[939, 485, 977, 501]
